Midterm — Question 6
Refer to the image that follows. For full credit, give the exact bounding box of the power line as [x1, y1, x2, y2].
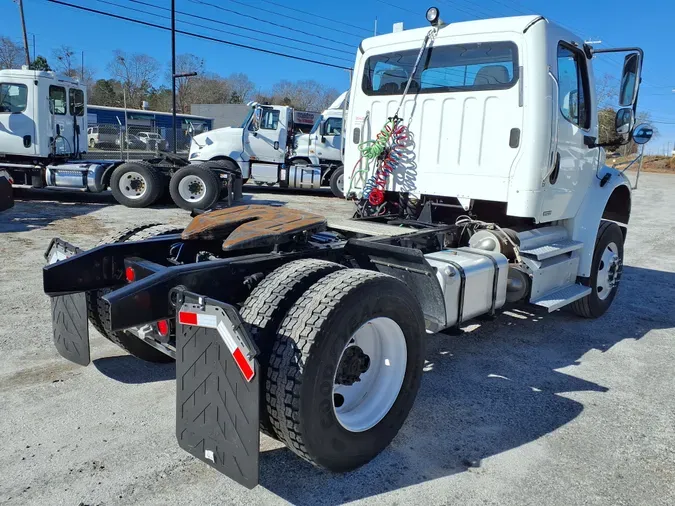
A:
[94, 0, 353, 63]
[125, 0, 353, 55]
[257, 0, 372, 34]
[47, 0, 353, 70]
[189, 0, 356, 49]
[223, 0, 366, 39]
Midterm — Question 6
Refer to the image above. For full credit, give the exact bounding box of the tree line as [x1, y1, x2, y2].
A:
[0, 36, 340, 112]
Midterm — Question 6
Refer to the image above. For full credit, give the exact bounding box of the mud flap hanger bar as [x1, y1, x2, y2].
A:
[171, 287, 261, 489]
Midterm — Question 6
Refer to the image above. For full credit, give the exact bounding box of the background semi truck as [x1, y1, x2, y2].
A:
[0, 68, 240, 210]
[43, 8, 652, 489]
[188, 93, 347, 197]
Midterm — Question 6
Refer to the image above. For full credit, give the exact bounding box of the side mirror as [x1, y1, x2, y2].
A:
[619, 52, 642, 107]
[632, 123, 653, 145]
[568, 90, 579, 122]
[252, 107, 262, 131]
[187, 122, 194, 137]
[615, 108, 634, 143]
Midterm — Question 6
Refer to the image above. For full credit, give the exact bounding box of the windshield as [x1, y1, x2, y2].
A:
[362, 41, 519, 95]
[241, 108, 254, 128]
[310, 115, 323, 134]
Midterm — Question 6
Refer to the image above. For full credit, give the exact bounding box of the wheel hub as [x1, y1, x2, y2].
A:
[187, 180, 203, 196]
[596, 241, 621, 300]
[335, 345, 371, 386]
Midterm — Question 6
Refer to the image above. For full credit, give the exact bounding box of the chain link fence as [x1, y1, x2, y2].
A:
[82, 123, 192, 161]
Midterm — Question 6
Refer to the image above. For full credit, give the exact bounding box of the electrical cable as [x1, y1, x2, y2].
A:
[257, 0, 372, 34]
[94, 0, 353, 63]
[125, 0, 353, 55]
[189, 0, 357, 49]
[222, 0, 366, 39]
[47, 0, 353, 70]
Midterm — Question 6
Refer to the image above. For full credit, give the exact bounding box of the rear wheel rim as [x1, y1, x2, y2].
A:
[178, 175, 206, 203]
[596, 241, 620, 300]
[336, 173, 344, 194]
[119, 171, 147, 199]
[333, 317, 407, 432]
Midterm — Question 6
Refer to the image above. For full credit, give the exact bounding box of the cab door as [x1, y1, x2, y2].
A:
[538, 42, 599, 221]
[316, 116, 343, 162]
[244, 106, 287, 163]
[0, 81, 36, 156]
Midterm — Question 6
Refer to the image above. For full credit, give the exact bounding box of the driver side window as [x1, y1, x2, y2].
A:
[557, 43, 590, 129]
[260, 109, 279, 130]
[324, 117, 342, 136]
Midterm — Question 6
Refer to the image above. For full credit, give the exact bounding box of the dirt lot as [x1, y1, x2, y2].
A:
[1, 177, 674, 506]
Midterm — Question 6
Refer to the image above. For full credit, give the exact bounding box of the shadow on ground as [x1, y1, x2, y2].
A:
[84, 264, 675, 504]
[0, 188, 114, 233]
[93, 355, 175, 384]
[255, 264, 675, 504]
[244, 184, 336, 199]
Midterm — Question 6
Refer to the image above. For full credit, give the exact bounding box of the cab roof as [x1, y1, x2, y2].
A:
[0, 67, 82, 85]
[360, 15, 549, 52]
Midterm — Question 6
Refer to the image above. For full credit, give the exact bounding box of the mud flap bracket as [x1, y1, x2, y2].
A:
[173, 289, 260, 489]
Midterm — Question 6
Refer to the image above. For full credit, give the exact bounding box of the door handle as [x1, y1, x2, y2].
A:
[274, 141, 279, 150]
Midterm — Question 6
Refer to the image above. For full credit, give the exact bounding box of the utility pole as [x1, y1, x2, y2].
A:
[15, 0, 31, 66]
[171, 0, 177, 154]
[374, 17, 378, 36]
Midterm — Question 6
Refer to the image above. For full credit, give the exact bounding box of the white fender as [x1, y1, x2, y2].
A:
[561, 165, 631, 277]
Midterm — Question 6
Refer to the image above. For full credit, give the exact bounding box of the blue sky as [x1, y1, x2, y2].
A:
[5, 0, 675, 153]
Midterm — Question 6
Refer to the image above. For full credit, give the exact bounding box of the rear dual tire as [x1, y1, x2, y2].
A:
[265, 269, 425, 471]
[86, 224, 183, 363]
[169, 165, 221, 211]
[110, 162, 164, 208]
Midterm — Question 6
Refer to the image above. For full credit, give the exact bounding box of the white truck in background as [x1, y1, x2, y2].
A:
[0, 68, 241, 211]
[188, 93, 347, 197]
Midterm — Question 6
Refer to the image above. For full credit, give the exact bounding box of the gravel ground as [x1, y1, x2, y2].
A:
[0, 176, 674, 506]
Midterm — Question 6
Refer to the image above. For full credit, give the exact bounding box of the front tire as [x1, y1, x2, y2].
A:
[110, 162, 163, 208]
[169, 165, 221, 211]
[329, 166, 345, 198]
[266, 269, 425, 471]
[571, 221, 624, 318]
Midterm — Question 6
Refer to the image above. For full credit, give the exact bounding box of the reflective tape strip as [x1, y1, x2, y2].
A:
[178, 308, 255, 382]
[178, 311, 217, 328]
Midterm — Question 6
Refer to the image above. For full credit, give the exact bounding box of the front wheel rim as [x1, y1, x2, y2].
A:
[596, 241, 621, 300]
[178, 174, 206, 203]
[119, 171, 147, 199]
[333, 317, 407, 433]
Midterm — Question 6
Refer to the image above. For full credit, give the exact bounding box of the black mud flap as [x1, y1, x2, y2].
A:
[51, 293, 90, 366]
[174, 289, 260, 489]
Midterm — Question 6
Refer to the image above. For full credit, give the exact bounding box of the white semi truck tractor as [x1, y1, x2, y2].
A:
[0, 68, 240, 210]
[43, 8, 652, 489]
[188, 94, 348, 197]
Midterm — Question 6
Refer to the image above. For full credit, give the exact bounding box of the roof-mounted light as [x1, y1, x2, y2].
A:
[426, 6, 441, 26]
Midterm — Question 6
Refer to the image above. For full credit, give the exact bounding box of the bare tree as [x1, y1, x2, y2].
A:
[52, 45, 77, 78]
[171, 53, 204, 113]
[226, 73, 255, 103]
[108, 50, 160, 108]
[269, 80, 339, 111]
[0, 36, 23, 70]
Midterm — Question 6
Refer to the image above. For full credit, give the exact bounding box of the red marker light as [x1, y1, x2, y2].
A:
[156, 319, 170, 337]
[125, 266, 136, 282]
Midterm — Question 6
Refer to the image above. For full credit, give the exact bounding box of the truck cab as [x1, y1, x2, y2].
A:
[189, 103, 347, 196]
[0, 68, 86, 163]
[293, 91, 348, 167]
